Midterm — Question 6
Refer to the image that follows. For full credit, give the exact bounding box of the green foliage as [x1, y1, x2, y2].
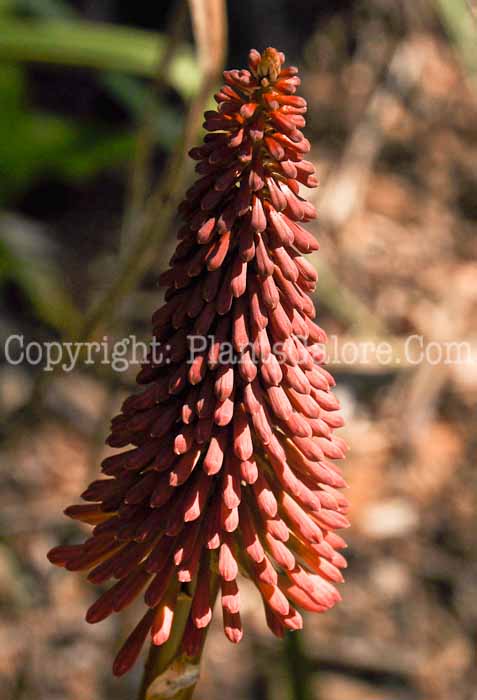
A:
[0, 4, 201, 334]
[0, 7, 201, 199]
[0, 17, 201, 98]
[0, 63, 136, 200]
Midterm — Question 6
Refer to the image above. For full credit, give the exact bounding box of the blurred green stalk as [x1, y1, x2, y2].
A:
[284, 632, 313, 700]
[435, 0, 477, 86]
[0, 17, 200, 99]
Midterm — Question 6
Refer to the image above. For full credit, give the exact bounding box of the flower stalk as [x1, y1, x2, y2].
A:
[137, 592, 194, 700]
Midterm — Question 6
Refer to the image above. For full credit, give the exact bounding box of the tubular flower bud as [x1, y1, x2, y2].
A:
[48, 47, 348, 677]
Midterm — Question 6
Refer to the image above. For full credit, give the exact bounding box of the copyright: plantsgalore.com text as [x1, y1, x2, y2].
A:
[2, 334, 473, 373]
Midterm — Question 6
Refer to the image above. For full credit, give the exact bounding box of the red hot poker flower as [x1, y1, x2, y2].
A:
[48, 47, 349, 678]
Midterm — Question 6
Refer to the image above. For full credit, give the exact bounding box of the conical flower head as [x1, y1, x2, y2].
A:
[48, 47, 349, 677]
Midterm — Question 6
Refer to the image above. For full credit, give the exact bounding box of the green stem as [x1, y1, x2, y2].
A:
[284, 631, 313, 700]
[138, 570, 220, 700]
[138, 592, 193, 700]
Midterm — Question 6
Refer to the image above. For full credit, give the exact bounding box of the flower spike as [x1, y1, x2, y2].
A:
[48, 46, 349, 678]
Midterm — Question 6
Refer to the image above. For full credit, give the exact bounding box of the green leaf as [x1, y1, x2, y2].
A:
[0, 18, 201, 99]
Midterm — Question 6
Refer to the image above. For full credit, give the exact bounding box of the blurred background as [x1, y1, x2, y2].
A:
[1, 1, 476, 699]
